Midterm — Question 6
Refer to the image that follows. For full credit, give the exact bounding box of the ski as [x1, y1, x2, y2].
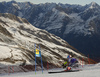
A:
[48, 70, 80, 74]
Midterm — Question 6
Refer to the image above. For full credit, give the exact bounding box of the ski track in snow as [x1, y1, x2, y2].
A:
[0, 63, 100, 77]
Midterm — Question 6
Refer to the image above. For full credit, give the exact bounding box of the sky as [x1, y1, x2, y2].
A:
[0, 0, 100, 5]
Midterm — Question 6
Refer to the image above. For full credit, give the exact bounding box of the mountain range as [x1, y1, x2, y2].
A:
[0, 1, 100, 61]
[0, 13, 90, 69]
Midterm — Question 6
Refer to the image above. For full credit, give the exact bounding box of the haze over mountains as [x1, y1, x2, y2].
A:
[0, 1, 100, 61]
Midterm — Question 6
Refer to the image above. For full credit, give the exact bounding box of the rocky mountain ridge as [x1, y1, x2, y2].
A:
[0, 13, 90, 68]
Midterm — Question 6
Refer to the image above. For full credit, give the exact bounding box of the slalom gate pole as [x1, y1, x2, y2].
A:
[88, 55, 90, 65]
[47, 61, 49, 71]
[79, 59, 81, 65]
[82, 58, 84, 68]
[39, 45, 43, 74]
[34, 44, 36, 74]
[40, 51, 43, 74]
[12, 66, 14, 73]
[8, 66, 10, 75]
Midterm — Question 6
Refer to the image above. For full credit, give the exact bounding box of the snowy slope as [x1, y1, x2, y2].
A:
[0, 63, 100, 77]
[0, 13, 88, 68]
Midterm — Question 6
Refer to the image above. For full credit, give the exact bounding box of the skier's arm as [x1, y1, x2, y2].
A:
[64, 61, 68, 65]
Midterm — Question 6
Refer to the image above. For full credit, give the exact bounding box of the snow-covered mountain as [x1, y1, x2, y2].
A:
[0, 13, 89, 68]
[0, 1, 100, 61]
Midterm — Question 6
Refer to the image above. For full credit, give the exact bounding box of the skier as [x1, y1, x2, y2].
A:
[69, 57, 79, 68]
[62, 55, 79, 71]
[62, 55, 70, 68]
[62, 55, 71, 68]
[48, 55, 80, 74]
